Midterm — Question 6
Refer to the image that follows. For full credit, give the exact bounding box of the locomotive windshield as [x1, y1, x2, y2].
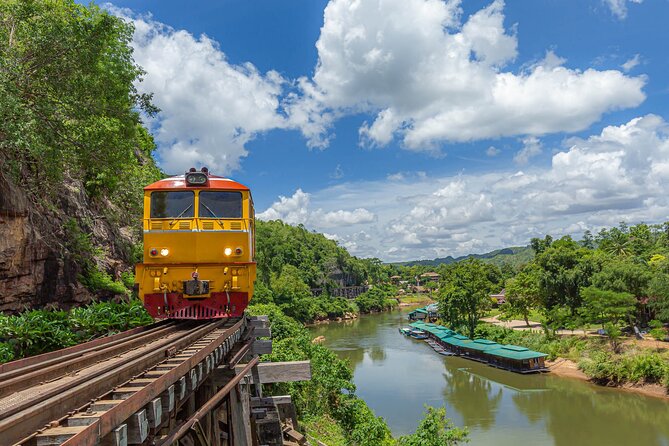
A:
[150, 191, 194, 218]
[199, 191, 242, 218]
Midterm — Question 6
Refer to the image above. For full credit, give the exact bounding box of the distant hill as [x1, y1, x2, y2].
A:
[399, 246, 534, 269]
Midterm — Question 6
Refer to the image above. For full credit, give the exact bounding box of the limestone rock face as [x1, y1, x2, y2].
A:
[0, 174, 134, 312]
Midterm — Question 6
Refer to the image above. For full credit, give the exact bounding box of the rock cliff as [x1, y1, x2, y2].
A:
[0, 173, 136, 312]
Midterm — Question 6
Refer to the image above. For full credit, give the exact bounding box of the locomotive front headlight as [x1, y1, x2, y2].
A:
[160, 248, 169, 257]
[224, 247, 232, 256]
[185, 172, 208, 186]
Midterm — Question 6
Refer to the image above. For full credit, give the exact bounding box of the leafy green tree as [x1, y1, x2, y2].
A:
[580, 286, 636, 352]
[270, 265, 315, 321]
[438, 259, 495, 337]
[503, 268, 540, 326]
[580, 286, 636, 328]
[647, 274, 669, 322]
[534, 236, 595, 314]
[397, 406, 468, 446]
[597, 226, 631, 257]
[0, 0, 159, 199]
[580, 230, 595, 249]
[590, 258, 651, 298]
[530, 235, 553, 255]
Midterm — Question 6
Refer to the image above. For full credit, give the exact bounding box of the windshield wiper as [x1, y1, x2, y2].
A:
[201, 203, 218, 218]
[169, 203, 193, 225]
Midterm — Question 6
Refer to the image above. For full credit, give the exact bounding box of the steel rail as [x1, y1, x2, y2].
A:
[0, 320, 226, 445]
[158, 356, 260, 446]
[60, 318, 246, 446]
[0, 320, 181, 397]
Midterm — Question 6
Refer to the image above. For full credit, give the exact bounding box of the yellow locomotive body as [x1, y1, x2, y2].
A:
[135, 169, 256, 319]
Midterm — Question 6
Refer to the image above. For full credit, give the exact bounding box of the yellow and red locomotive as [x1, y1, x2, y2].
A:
[135, 168, 256, 319]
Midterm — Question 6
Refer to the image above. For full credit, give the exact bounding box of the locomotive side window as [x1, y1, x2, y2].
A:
[199, 191, 243, 218]
[150, 191, 194, 218]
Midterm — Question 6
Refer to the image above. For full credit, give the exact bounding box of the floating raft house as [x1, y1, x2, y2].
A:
[409, 321, 548, 373]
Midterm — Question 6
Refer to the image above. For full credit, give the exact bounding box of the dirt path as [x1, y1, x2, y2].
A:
[481, 315, 543, 331]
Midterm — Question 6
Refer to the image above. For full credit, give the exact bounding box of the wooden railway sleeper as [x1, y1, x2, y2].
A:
[29, 320, 245, 446]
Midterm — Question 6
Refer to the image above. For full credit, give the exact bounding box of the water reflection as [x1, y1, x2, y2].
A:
[309, 309, 669, 446]
[513, 378, 669, 446]
[441, 367, 502, 431]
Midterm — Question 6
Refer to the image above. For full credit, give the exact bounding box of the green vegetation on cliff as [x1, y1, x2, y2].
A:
[254, 220, 396, 323]
[0, 0, 162, 306]
[0, 0, 160, 208]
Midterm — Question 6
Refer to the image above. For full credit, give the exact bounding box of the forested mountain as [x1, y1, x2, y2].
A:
[399, 246, 534, 269]
[255, 220, 388, 289]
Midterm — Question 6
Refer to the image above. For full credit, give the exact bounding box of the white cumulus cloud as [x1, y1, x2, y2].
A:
[603, 0, 643, 20]
[263, 115, 669, 261]
[621, 54, 641, 72]
[111, 8, 289, 174]
[513, 136, 543, 165]
[257, 189, 376, 229]
[290, 0, 646, 150]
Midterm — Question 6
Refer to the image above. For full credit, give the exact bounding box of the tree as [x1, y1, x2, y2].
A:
[438, 259, 494, 337]
[647, 274, 669, 322]
[503, 268, 540, 326]
[397, 406, 468, 446]
[530, 235, 553, 255]
[580, 286, 636, 328]
[580, 286, 636, 352]
[0, 0, 159, 198]
[534, 236, 595, 314]
[271, 265, 315, 321]
[580, 230, 595, 249]
[589, 258, 651, 298]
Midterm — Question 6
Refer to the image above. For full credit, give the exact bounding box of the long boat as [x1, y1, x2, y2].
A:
[408, 329, 428, 339]
[409, 321, 548, 373]
[399, 327, 412, 336]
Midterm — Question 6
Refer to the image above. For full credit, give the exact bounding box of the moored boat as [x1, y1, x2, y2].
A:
[399, 327, 412, 336]
[409, 329, 428, 339]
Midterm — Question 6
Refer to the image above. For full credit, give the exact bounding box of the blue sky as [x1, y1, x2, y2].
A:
[107, 0, 669, 261]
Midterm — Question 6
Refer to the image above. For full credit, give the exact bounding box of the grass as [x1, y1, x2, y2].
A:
[483, 308, 502, 318]
[398, 294, 436, 305]
[301, 414, 348, 446]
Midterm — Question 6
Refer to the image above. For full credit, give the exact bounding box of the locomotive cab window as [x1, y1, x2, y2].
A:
[199, 191, 243, 218]
[150, 191, 194, 218]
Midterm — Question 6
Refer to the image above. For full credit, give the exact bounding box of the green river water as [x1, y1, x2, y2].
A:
[309, 308, 669, 446]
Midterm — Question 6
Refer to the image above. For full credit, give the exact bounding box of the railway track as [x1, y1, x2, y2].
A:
[0, 317, 248, 446]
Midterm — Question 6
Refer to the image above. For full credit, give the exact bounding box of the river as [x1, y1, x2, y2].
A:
[309, 308, 669, 446]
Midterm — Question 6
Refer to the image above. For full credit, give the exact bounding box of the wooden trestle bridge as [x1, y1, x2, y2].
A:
[0, 316, 311, 446]
[310, 285, 369, 299]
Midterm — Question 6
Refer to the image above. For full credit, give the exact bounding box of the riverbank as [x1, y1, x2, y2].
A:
[309, 307, 669, 445]
[547, 357, 669, 400]
[475, 321, 669, 401]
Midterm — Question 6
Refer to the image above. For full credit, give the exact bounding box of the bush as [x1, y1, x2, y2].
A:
[0, 299, 153, 363]
[247, 303, 394, 445]
[81, 267, 128, 294]
[578, 350, 669, 385]
[397, 406, 468, 446]
[0, 342, 15, 363]
[650, 328, 667, 341]
[355, 286, 398, 313]
[120, 271, 135, 288]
